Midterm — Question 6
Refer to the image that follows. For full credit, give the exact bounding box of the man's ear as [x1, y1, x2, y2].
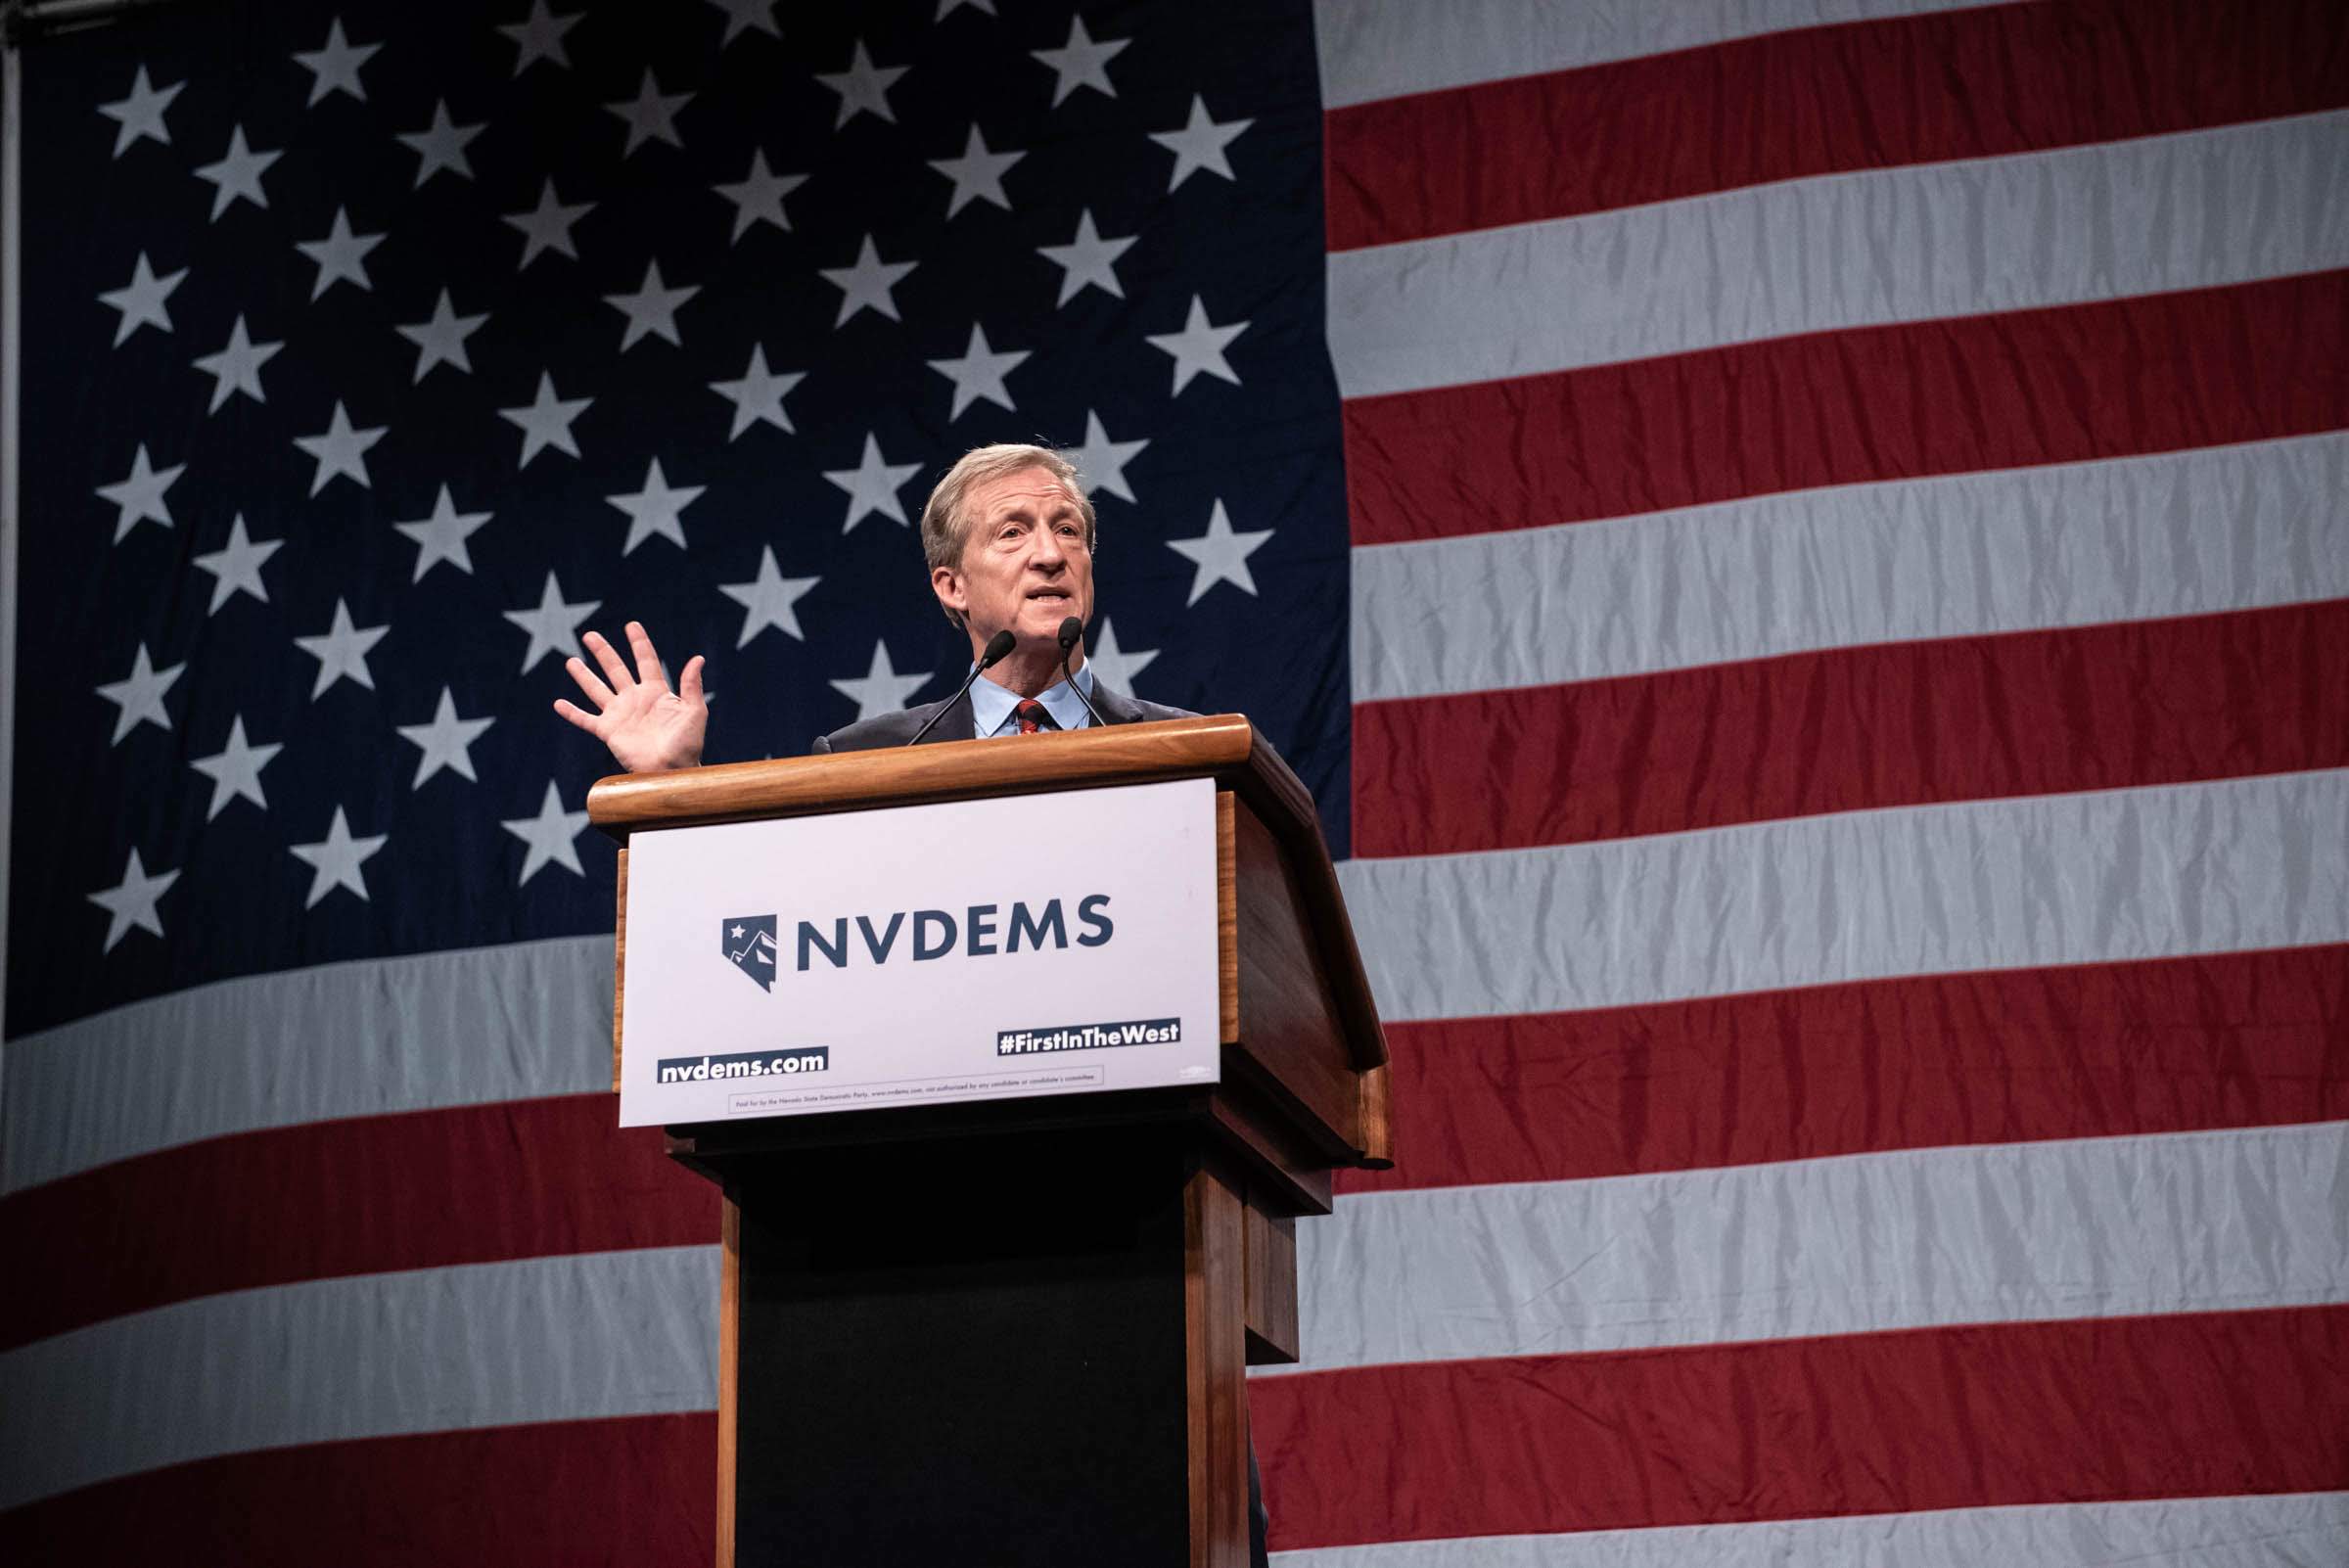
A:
[932, 564, 966, 619]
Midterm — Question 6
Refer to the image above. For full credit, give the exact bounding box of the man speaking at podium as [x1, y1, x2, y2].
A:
[553, 441, 1272, 1564]
[553, 443, 1195, 766]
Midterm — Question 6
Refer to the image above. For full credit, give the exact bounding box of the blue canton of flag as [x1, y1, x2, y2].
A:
[15, 0, 1347, 1038]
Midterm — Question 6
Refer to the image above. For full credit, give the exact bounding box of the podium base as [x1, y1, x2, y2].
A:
[728, 1125, 1210, 1565]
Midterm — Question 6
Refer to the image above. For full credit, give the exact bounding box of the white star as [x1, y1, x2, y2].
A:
[98, 66, 183, 156]
[501, 782, 591, 884]
[289, 807, 388, 907]
[502, 179, 595, 268]
[708, 0, 779, 45]
[822, 433, 921, 532]
[191, 314, 282, 411]
[504, 571, 601, 671]
[606, 68, 691, 156]
[1150, 95, 1253, 191]
[1082, 619, 1158, 695]
[95, 643, 183, 742]
[392, 485, 491, 580]
[830, 640, 931, 720]
[928, 323, 1029, 419]
[89, 848, 179, 951]
[818, 234, 917, 326]
[1037, 209, 1134, 306]
[295, 207, 384, 299]
[607, 458, 705, 554]
[602, 260, 699, 350]
[395, 100, 484, 187]
[1031, 16, 1127, 106]
[816, 40, 906, 127]
[712, 150, 806, 242]
[1146, 295, 1248, 394]
[190, 715, 282, 818]
[1058, 410, 1148, 503]
[937, 0, 995, 16]
[927, 124, 1023, 217]
[292, 400, 386, 495]
[393, 289, 488, 382]
[1166, 499, 1274, 606]
[396, 687, 495, 787]
[294, 597, 389, 697]
[190, 514, 282, 612]
[498, 1, 580, 73]
[710, 345, 805, 438]
[292, 18, 380, 105]
[718, 547, 819, 647]
[97, 252, 186, 346]
[192, 125, 280, 219]
[95, 444, 184, 542]
[498, 372, 591, 466]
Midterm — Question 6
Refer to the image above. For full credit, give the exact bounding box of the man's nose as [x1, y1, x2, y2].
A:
[1030, 530, 1068, 570]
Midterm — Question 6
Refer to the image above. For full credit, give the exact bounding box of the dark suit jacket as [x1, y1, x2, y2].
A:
[810, 679, 1199, 753]
[809, 675, 1274, 1566]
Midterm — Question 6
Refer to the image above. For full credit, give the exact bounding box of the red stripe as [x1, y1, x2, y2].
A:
[1326, 0, 2349, 250]
[1355, 602, 2349, 858]
[1252, 1305, 2349, 1549]
[1340, 945, 2349, 1194]
[0, 1093, 714, 1351]
[0, 1414, 714, 1565]
[1344, 270, 2349, 546]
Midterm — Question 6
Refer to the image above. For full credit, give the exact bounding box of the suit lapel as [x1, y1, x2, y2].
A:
[931, 690, 978, 742]
[1089, 682, 1144, 726]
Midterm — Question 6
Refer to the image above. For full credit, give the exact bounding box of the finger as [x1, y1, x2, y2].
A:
[564, 655, 618, 711]
[678, 654, 705, 707]
[626, 621, 669, 692]
[552, 698, 604, 736]
[582, 628, 634, 691]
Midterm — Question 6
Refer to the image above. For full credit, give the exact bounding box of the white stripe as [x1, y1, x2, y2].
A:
[1271, 1493, 2349, 1568]
[1354, 435, 2349, 702]
[1261, 1122, 2349, 1375]
[1, 933, 613, 1194]
[1311, 0, 1990, 112]
[1338, 770, 2349, 1020]
[0, 1244, 718, 1511]
[1328, 113, 2349, 397]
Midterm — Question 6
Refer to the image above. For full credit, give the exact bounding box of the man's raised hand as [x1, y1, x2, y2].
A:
[554, 621, 708, 773]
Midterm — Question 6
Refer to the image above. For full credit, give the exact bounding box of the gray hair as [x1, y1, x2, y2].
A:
[919, 442, 1097, 628]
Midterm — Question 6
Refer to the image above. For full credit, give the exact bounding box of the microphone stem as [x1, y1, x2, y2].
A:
[1062, 649, 1107, 727]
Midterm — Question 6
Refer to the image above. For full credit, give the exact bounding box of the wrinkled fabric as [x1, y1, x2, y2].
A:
[1328, 113, 2349, 398]
[1275, 1122, 2349, 1372]
[1340, 769, 2349, 1022]
[0, 1246, 718, 1510]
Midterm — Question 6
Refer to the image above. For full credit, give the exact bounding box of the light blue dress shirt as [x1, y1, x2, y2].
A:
[968, 660, 1097, 736]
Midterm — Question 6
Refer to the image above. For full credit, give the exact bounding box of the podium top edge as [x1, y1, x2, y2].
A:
[586, 714, 1264, 834]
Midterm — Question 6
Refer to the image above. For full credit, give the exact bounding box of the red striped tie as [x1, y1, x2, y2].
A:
[1015, 699, 1050, 734]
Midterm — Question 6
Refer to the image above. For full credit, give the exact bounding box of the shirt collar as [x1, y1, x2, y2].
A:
[969, 659, 1097, 736]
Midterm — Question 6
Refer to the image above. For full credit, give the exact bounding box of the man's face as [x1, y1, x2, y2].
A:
[934, 465, 1095, 653]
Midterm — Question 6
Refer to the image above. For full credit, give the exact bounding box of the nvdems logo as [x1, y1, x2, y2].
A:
[722, 914, 778, 992]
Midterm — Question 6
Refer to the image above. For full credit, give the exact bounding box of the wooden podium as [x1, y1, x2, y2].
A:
[588, 715, 1389, 1567]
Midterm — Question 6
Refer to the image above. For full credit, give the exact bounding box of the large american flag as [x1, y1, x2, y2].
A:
[4, 0, 2346, 1561]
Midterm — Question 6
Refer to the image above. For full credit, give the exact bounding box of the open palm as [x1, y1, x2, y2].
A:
[554, 621, 708, 773]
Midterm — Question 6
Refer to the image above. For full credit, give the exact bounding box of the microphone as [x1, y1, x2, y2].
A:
[906, 628, 1018, 745]
[1058, 617, 1108, 728]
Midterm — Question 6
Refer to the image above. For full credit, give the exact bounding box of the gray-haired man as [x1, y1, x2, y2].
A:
[556, 443, 1192, 764]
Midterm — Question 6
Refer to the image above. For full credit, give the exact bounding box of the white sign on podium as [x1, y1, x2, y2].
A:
[618, 777, 1221, 1127]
